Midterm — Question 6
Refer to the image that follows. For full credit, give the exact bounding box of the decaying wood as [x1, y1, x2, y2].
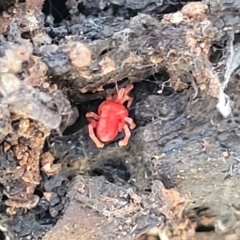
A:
[43, 176, 194, 240]
[0, 1, 235, 106]
[40, 3, 221, 99]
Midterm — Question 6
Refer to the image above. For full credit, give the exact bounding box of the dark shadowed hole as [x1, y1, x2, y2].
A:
[34, 189, 43, 198]
[111, 4, 137, 19]
[101, 78, 130, 91]
[77, 2, 94, 16]
[209, 43, 226, 64]
[182, 136, 189, 140]
[149, 0, 202, 20]
[0, 0, 15, 14]
[77, 2, 138, 19]
[42, 0, 70, 23]
[2, 195, 7, 202]
[196, 225, 215, 232]
[0, 230, 5, 240]
[63, 98, 102, 135]
[90, 158, 131, 184]
[98, 48, 113, 57]
[159, 174, 176, 189]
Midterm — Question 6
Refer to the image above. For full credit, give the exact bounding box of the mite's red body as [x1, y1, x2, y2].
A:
[86, 84, 136, 148]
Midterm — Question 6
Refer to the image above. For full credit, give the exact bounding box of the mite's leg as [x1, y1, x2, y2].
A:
[121, 95, 133, 108]
[86, 112, 99, 120]
[119, 124, 131, 147]
[123, 84, 134, 95]
[124, 117, 136, 129]
[112, 88, 125, 103]
[88, 122, 104, 148]
[118, 84, 134, 107]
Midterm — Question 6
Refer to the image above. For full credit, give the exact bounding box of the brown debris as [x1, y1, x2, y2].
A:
[149, 53, 163, 64]
[3, 142, 11, 153]
[78, 70, 93, 80]
[208, 77, 221, 98]
[122, 52, 144, 67]
[170, 75, 189, 92]
[0, 16, 11, 34]
[221, 151, 229, 158]
[5, 195, 40, 210]
[25, 0, 44, 11]
[68, 42, 92, 68]
[201, 140, 209, 151]
[163, 11, 184, 25]
[152, 186, 198, 240]
[194, 67, 215, 86]
[181, 2, 208, 19]
[23, 55, 49, 87]
[99, 56, 116, 75]
[40, 152, 61, 177]
[3, 119, 50, 212]
[18, 118, 31, 136]
[43, 192, 53, 202]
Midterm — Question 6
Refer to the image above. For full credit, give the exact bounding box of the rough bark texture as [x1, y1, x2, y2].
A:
[42, 2, 220, 102]
[43, 176, 168, 240]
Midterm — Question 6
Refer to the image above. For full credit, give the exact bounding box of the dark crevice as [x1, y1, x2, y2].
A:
[0, 231, 5, 240]
[0, 0, 15, 14]
[90, 158, 131, 184]
[196, 225, 215, 232]
[41, 0, 203, 25]
[42, 0, 70, 24]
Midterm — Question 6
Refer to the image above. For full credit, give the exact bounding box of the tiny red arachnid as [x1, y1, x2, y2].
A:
[86, 84, 136, 148]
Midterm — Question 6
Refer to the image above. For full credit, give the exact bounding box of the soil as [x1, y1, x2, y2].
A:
[0, 0, 240, 240]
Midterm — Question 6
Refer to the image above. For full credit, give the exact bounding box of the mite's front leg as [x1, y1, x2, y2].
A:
[115, 84, 134, 107]
[124, 84, 134, 95]
[88, 122, 104, 148]
[122, 84, 134, 108]
[119, 95, 133, 108]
